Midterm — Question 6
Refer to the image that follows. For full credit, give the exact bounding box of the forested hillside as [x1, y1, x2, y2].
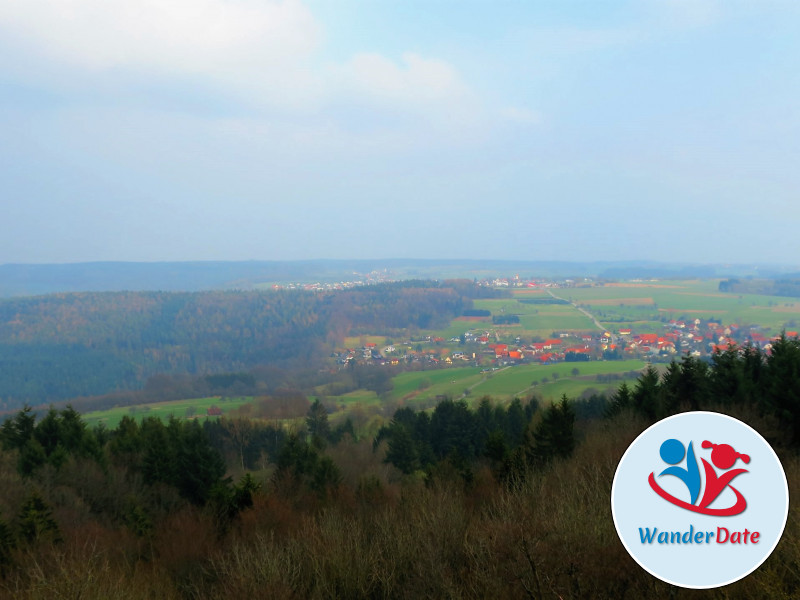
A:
[0, 339, 799, 598]
[0, 282, 472, 408]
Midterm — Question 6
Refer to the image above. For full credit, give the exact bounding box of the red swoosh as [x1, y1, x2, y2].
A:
[648, 472, 747, 516]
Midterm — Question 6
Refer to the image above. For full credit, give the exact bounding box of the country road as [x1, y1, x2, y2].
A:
[546, 289, 615, 342]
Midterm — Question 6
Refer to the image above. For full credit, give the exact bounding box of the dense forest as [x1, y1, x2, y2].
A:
[3, 260, 775, 298]
[0, 281, 481, 409]
[1, 338, 799, 598]
[719, 277, 800, 298]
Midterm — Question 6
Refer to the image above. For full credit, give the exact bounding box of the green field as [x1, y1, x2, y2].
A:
[534, 374, 640, 401]
[328, 359, 647, 413]
[81, 357, 648, 430]
[561, 280, 800, 333]
[343, 335, 390, 348]
[464, 359, 646, 401]
[80, 279, 800, 431]
[370, 359, 647, 407]
[82, 396, 255, 429]
[427, 296, 599, 342]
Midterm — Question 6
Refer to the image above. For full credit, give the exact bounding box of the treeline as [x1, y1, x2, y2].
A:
[376, 396, 576, 484]
[518, 297, 570, 304]
[606, 335, 800, 446]
[0, 281, 473, 407]
[719, 277, 800, 298]
[377, 398, 534, 473]
[492, 314, 520, 324]
[2, 348, 800, 597]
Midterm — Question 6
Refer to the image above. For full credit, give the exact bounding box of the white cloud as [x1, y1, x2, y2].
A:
[339, 52, 469, 107]
[0, 0, 483, 123]
[0, 0, 320, 73]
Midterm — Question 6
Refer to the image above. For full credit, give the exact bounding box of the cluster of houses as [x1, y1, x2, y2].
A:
[660, 318, 797, 355]
[332, 318, 799, 371]
[270, 270, 393, 291]
[477, 275, 583, 289]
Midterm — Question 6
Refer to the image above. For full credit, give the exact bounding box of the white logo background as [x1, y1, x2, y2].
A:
[611, 411, 789, 589]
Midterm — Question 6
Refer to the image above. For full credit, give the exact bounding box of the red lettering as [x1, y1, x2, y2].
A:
[715, 527, 760, 544]
[716, 527, 729, 543]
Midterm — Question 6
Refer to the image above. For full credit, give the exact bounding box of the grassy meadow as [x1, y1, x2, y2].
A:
[80, 359, 648, 430]
[419, 280, 800, 346]
[81, 396, 255, 428]
[77, 279, 800, 433]
[562, 280, 800, 333]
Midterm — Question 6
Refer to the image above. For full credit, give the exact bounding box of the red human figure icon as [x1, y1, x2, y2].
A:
[698, 441, 750, 511]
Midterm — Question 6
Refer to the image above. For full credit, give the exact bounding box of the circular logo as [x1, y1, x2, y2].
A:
[611, 411, 789, 589]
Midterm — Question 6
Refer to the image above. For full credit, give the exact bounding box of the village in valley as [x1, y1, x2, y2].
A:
[331, 275, 800, 373]
[335, 318, 796, 370]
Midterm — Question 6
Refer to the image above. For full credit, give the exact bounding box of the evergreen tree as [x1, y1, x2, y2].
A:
[605, 382, 632, 418]
[384, 425, 419, 474]
[140, 417, 176, 487]
[632, 364, 661, 420]
[17, 492, 60, 544]
[175, 419, 226, 505]
[311, 456, 342, 496]
[17, 439, 47, 476]
[0, 406, 35, 451]
[505, 398, 527, 447]
[666, 355, 710, 413]
[109, 415, 143, 467]
[476, 397, 497, 436]
[0, 513, 15, 575]
[711, 345, 748, 406]
[306, 399, 330, 449]
[530, 395, 575, 464]
[659, 361, 683, 416]
[329, 417, 356, 444]
[484, 429, 509, 463]
[32, 408, 61, 457]
[430, 399, 478, 461]
[765, 334, 800, 446]
[275, 434, 318, 479]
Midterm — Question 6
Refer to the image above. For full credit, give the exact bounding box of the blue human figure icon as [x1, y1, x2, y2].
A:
[658, 438, 701, 505]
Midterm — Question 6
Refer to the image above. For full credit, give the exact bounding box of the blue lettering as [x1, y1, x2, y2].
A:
[637, 526, 721, 544]
[639, 527, 658, 543]
[681, 525, 694, 543]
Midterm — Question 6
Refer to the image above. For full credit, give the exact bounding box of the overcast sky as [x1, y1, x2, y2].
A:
[2, 1, 799, 264]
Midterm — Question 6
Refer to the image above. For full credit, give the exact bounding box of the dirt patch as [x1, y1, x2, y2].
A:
[603, 283, 684, 289]
[657, 308, 728, 314]
[584, 297, 655, 306]
[401, 390, 422, 402]
[676, 292, 732, 298]
[770, 306, 800, 313]
[455, 316, 491, 322]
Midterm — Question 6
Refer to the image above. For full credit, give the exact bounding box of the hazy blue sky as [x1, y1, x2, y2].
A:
[2, 1, 799, 264]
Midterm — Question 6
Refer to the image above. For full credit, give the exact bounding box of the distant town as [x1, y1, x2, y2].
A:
[334, 318, 797, 370]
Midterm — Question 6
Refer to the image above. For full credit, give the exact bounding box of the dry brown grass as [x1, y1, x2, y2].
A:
[3, 414, 800, 599]
[583, 297, 655, 306]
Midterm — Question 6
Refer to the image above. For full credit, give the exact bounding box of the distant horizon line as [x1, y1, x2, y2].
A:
[3, 258, 800, 268]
